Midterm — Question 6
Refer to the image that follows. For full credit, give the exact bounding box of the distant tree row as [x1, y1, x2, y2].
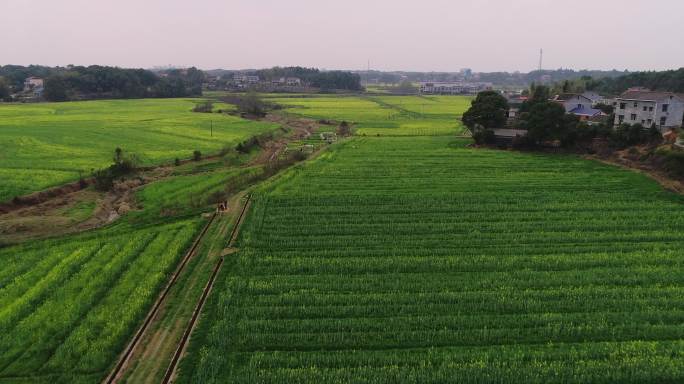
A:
[546, 68, 684, 96]
[588, 68, 684, 94]
[252, 66, 362, 91]
[0, 65, 204, 101]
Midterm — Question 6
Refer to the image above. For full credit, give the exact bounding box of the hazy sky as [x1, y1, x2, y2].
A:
[2, 0, 682, 72]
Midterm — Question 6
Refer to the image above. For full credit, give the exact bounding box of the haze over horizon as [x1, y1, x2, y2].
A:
[2, 0, 683, 73]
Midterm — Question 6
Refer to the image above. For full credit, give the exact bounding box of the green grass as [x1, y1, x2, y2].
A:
[178, 136, 684, 383]
[0, 98, 277, 202]
[270, 95, 470, 136]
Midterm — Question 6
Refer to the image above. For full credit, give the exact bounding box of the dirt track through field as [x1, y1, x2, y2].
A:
[103, 213, 216, 384]
[161, 195, 252, 384]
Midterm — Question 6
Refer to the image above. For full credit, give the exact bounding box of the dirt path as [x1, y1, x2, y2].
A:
[161, 195, 252, 384]
[103, 193, 249, 384]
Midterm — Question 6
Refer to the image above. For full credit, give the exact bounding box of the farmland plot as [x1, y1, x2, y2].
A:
[270, 95, 469, 136]
[0, 98, 276, 201]
[0, 155, 266, 383]
[179, 137, 684, 383]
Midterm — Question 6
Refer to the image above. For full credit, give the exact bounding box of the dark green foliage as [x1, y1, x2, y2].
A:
[657, 148, 684, 177]
[193, 150, 202, 161]
[472, 128, 495, 145]
[589, 67, 684, 94]
[520, 84, 551, 113]
[253, 66, 362, 91]
[236, 132, 274, 154]
[43, 76, 69, 101]
[611, 123, 662, 148]
[337, 121, 352, 136]
[0, 77, 9, 100]
[0, 65, 203, 101]
[174, 158, 181, 166]
[462, 91, 509, 130]
[517, 101, 576, 145]
[236, 92, 268, 116]
[192, 101, 213, 113]
[93, 148, 137, 191]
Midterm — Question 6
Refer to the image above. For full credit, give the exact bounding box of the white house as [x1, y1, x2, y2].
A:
[613, 88, 684, 131]
[552, 93, 594, 112]
[233, 74, 259, 84]
[552, 93, 605, 121]
[23, 77, 44, 91]
[286, 77, 302, 86]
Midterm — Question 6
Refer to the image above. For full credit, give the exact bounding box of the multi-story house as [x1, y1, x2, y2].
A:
[23, 77, 44, 91]
[613, 88, 684, 131]
[552, 93, 604, 122]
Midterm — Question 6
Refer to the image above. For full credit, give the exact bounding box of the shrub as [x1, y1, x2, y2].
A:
[93, 148, 138, 191]
[472, 126, 495, 145]
[193, 150, 202, 161]
[192, 101, 213, 113]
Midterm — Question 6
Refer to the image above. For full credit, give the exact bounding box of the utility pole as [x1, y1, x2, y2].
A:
[539, 49, 543, 72]
[366, 59, 370, 86]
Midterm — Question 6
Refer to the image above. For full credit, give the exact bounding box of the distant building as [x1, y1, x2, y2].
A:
[23, 77, 44, 91]
[492, 128, 528, 145]
[420, 82, 492, 95]
[613, 88, 684, 131]
[233, 74, 259, 84]
[552, 93, 605, 122]
[553, 93, 594, 112]
[505, 94, 528, 121]
[286, 77, 302, 86]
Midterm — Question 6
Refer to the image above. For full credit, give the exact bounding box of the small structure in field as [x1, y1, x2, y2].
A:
[301, 144, 315, 154]
[320, 132, 337, 143]
[492, 128, 527, 145]
[216, 201, 229, 213]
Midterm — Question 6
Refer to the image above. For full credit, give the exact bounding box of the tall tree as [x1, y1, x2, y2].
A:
[0, 77, 9, 100]
[462, 91, 509, 129]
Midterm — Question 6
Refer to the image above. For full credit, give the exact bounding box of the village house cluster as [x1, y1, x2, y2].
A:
[203, 73, 305, 91]
[505, 88, 684, 133]
[419, 81, 494, 95]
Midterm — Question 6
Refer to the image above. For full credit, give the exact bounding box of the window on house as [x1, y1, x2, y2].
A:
[660, 116, 667, 126]
[647, 119, 652, 126]
[619, 103, 626, 109]
[630, 114, 637, 121]
[643, 106, 648, 112]
[634, 102, 638, 108]
[618, 115, 625, 123]
[641, 120, 646, 124]
[578, 104, 582, 109]
[662, 104, 669, 112]
[649, 107, 654, 112]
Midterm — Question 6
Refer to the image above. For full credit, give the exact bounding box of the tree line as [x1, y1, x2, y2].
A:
[253, 66, 362, 91]
[0, 65, 204, 101]
[548, 68, 684, 96]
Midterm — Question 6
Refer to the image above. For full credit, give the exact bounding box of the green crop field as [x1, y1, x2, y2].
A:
[0, 98, 276, 202]
[270, 95, 469, 136]
[179, 136, 684, 383]
[0, 153, 263, 383]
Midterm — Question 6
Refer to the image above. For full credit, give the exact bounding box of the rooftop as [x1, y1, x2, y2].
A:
[568, 105, 603, 117]
[618, 89, 684, 102]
